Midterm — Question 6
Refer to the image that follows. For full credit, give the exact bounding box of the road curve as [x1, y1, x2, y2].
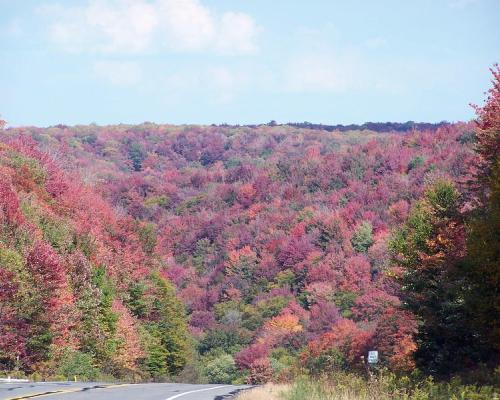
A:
[0, 382, 252, 400]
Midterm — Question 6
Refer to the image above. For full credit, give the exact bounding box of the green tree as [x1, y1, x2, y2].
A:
[351, 221, 374, 253]
[389, 180, 472, 375]
[150, 273, 191, 375]
[465, 165, 500, 364]
[198, 328, 250, 356]
[137, 223, 157, 256]
[128, 143, 145, 172]
[464, 64, 500, 363]
[203, 353, 238, 384]
[127, 282, 148, 318]
[141, 326, 169, 380]
[56, 349, 100, 381]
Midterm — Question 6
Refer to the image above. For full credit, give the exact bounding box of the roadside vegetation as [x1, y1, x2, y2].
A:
[237, 371, 499, 400]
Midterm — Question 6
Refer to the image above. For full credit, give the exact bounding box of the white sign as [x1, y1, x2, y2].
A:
[368, 350, 378, 364]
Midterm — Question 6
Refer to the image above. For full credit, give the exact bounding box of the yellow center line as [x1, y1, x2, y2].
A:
[103, 384, 133, 389]
[4, 388, 81, 400]
[4, 384, 133, 400]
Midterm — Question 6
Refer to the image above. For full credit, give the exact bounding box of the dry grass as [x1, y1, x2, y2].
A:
[236, 374, 498, 400]
[236, 383, 290, 400]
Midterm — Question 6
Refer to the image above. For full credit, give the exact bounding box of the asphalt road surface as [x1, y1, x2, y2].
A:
[0, 382, 252, 400]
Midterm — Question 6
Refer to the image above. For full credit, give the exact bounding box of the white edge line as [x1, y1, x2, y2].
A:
[165, 385, 231, 400]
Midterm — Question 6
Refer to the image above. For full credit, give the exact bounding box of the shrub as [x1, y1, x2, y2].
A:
[203, 353, 238, 384]
[247, 358, 273, 384]
[198, 328, 250, 355]
[235, 343, 270, 370]
[304, 348, 346, 375]
[56, 349, 100, 381]
[137, 223, 157, 255]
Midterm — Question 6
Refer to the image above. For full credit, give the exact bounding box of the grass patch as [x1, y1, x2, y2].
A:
[283, 373, 498, 400]
[237, 372, 499, 400]
[236, 384, 290, 400]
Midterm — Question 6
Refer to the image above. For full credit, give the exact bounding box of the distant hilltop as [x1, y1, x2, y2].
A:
[213, 120, 451, 133]
[30, 120, 452, 133]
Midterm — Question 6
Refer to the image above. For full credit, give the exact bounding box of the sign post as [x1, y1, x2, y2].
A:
[367, 350, 378, 364]
[366, 350, 378, 379]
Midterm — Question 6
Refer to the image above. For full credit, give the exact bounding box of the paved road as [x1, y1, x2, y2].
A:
[0, 382, 252, 400]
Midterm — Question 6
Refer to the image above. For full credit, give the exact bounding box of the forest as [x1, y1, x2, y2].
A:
[0, 67, 498, 394]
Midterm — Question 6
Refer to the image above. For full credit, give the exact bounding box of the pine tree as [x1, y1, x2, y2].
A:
[389, 180, 470, 375]
[465, 64, 500, 363]
[149, 273, 191, 375]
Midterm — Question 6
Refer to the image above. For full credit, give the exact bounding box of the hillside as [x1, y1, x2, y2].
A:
[0, 136, 190, 380]
[1, 121, 479, 382]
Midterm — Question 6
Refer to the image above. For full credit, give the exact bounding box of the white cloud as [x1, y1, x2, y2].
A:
[159, 0, 215, 51]
[278, 27, 409, 95]
[93, 60, 142, 85]
[42, 1, 158, 53]
[207, 66, 250, 102]
[284, 53, 360, 93]
[216, 12, 260, 55]
[40, 0, 260, 55]
[161, 65, 252, 103]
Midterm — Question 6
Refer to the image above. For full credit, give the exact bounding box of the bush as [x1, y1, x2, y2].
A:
[198, 328, 250, 355]
[174, 356, 207, 384]
[247, 358, 273, 384]
[203, 354, 238, 384]
[56, 349, 100, 381]
[304, 348, 346, 375]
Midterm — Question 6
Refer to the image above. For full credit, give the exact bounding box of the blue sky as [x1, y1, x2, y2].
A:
[1, 0, 499, 127]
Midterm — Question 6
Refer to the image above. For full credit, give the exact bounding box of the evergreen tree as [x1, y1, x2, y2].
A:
[389, 180, 472, 375]
[149, 273, 191, 375]
[464, 64, 500, 364]
[389, 67, 500, 375]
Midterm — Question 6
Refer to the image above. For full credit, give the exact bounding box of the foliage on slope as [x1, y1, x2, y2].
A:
[3, 118, 479, 382]
[0, 137, 190, 380]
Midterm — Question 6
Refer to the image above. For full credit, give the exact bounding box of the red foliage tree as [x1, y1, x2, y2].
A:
[372, 307, 417, 373]
[0, 268, 28, 365]
[112, 300, 144, 374]
[247, 357, 273, 384]
[0, 178, 25, 226]
[308, 300, 341, 336]
[472, 63, 500, 186]
[305, 319, 372, 370]
[235, 343, 270, 370]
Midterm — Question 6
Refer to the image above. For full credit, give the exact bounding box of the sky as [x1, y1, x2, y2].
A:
[1, 0, 499, 127]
